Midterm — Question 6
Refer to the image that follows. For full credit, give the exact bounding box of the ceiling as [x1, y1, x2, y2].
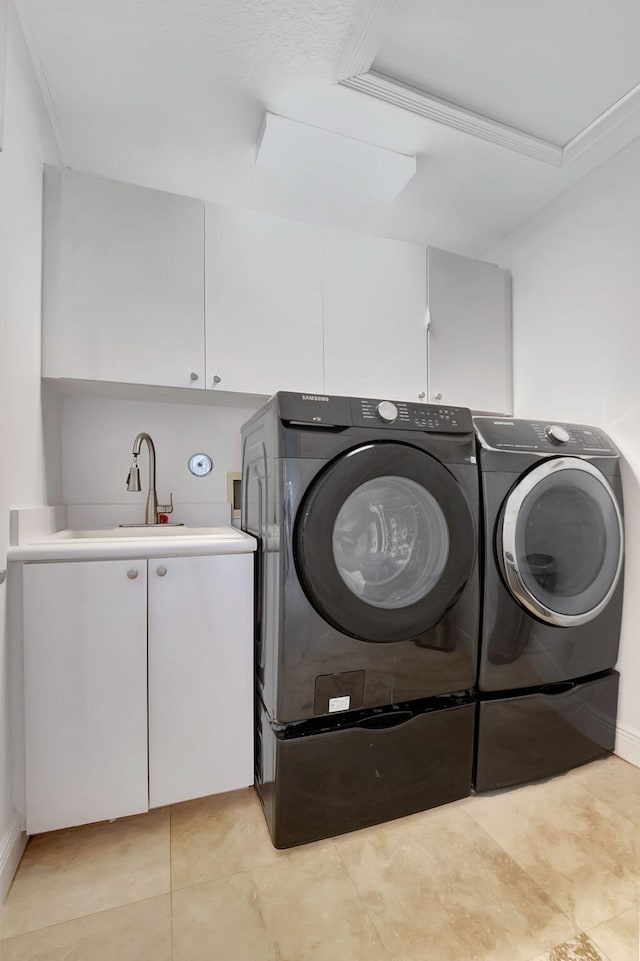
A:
[374, 0, 640, 144]
[17, 0, 640, 256]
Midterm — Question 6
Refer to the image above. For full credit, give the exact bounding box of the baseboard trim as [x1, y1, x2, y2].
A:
[0, 816, 27, 903]
[615, 722, 640, 768]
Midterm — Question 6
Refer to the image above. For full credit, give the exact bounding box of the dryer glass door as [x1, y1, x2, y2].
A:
[295, 442, 476, 643]
[501, 458, 623, 627]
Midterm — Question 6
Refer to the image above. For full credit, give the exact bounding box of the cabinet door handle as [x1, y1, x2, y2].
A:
[156, 566, 167, 577]
[418, 391, 425, 400]
[433, 392, 443, 401]
[127, 569, 139, 580]
[190, 372, 199, 382]
[212, 374, 222, 385]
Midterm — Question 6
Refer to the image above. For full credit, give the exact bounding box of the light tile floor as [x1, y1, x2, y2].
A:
[1, 755, 638, 961]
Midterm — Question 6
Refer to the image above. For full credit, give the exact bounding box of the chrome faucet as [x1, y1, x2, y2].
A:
[126, 432, 173, 525]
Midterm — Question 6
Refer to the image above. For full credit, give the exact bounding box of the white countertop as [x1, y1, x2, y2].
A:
[9, 525, 257, 562]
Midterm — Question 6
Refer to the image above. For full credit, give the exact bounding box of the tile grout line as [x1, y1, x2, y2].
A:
[331, 841, 395, 961]
[169, 848, 350, 897]
[404, 806, 582, 961]
[0, 892, 171, 946]
[433, 806, 586, 958]
[586, 909, 633, 961]
[465, 790, 639, 937]
[463, 802, 582, 924]
[581, 928, 624, 961]
[240, 865, 277, 956]
[2, 809, 173, 944]
[571, 764, 640, 822]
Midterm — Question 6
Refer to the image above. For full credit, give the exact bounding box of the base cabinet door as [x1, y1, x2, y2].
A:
[148, 554, 254, 808]
[23, 560, 148, 834]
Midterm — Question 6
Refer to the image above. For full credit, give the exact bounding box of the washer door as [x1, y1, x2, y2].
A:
[295, 442, 476, 643]
[500, 458, 623, 627]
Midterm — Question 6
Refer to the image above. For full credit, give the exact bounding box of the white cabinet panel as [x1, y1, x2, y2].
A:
[0, 0, 6, 151]
[43, 167, 205, 389]
[205, 204, 324, 395]
[428, 247, 512, 413]
[23, 560, 148, 834]
[148, 553, 253, 808]
[323, 229, 428, 402]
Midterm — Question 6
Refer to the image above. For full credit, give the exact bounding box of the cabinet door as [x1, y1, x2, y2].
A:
[23, 560, 148, 834]
[42, 167, 205, 389]
[428, 247, 512, 413]
[205, 204, 324, 394]
[148, 554, 253, 807]
[323, 229, 428, 402]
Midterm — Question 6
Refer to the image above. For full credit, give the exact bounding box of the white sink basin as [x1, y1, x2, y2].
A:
[52, 526, 228, 539]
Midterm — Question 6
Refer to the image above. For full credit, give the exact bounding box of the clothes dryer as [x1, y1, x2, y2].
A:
[474, 417, 624, 791]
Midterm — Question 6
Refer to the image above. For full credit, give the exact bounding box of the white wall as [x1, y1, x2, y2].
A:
[486, 134, 640, 766]
[0, 1, 60, 896]
[59, 394, 259, 525]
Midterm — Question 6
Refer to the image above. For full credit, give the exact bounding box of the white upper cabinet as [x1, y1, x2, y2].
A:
[323, 229, 428, 402]
[42, 167, 205, 389]
[205, 204, 324, 395]
[427, 247, 512, 414]
[40, 170, 511, 407]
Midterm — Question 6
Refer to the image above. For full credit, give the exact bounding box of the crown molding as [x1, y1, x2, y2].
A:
[336, 2, 640, 168]
[334, 0, 399, 82]
[342, 71, 563, 166]
[563, 81, 640, 165]
[12, 0, 66, 164]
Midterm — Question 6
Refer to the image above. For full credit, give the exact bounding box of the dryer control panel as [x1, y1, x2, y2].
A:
[474, 417, 618, 455]
[275, 392, 473, 433]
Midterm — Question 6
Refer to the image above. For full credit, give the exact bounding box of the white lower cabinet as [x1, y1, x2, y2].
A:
[23, 553, 254, 833]
[148, 554, 254, 807]
[23, 560, 149, 834]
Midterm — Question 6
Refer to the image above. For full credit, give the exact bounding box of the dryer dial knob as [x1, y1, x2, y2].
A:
[377, 401, 398, 423]
[545, 424, 570, 445]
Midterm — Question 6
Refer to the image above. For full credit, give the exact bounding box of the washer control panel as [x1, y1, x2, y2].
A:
[544, 424, 570, 445]
[276, 392, 473, 433]
[474, 416, 618, 454]
[377, 401, 398, 423]
[352, 397, 473, 433]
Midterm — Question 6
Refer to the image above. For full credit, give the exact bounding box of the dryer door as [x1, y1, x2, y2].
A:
[294, 442, 476, 643]
[500, 458, 623, 627]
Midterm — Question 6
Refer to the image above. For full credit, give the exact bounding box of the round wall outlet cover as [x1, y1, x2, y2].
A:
[188, 453, 213, 477]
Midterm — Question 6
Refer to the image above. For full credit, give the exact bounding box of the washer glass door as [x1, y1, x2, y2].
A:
[295, 442, 476, 643]
[501, 458, 623, 626]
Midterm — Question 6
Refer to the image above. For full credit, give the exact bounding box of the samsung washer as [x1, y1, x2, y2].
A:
[242, 392, 481, 845]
